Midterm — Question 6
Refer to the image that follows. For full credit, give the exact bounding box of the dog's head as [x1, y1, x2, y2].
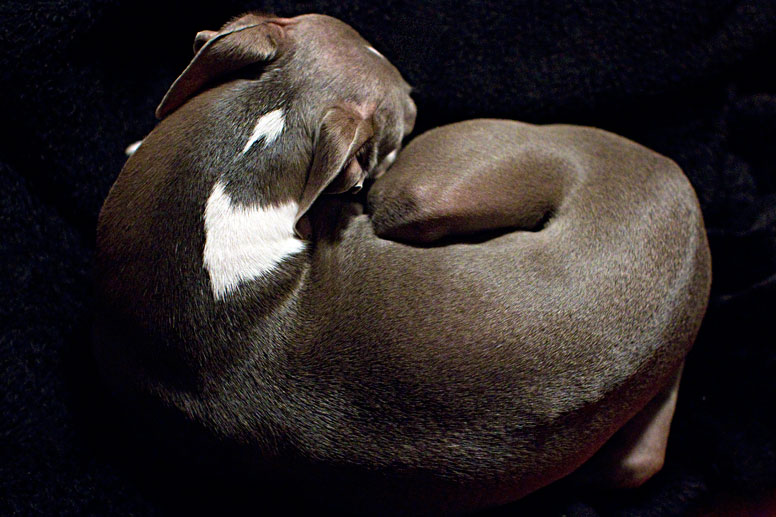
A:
[156, 13, 416, 237]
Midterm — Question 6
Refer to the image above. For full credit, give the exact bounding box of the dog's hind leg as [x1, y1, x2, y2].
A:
[568, 363, 685, 489]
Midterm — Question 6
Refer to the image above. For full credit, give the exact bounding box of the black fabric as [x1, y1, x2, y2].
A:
[2, 1, 775, 514]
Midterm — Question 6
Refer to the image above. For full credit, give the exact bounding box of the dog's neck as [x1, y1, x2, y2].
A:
[198, 87, 312, 300]
[203, 180, 304, 300]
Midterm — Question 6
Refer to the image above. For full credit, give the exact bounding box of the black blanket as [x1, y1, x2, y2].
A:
[2, 1, 775, 514]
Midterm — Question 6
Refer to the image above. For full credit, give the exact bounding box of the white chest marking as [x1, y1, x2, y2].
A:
[366, 46, 386, 59]
[203, 181, 305, 299]
[241, 109, 286, 155]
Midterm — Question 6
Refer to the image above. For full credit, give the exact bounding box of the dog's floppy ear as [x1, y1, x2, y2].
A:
[155, 23, 281, 119]
[295, 106, 374, 238]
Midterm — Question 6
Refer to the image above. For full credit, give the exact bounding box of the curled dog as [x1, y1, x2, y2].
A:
[93, 12, 711, 513]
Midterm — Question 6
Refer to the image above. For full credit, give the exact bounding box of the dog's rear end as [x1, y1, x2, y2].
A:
[93, 13, 711, 514]
[297, 120, 710, 510]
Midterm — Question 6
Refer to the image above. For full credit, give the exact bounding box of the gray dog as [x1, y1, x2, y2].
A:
[94, 13, 711, 513]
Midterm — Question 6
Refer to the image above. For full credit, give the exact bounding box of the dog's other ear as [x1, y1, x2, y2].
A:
[155, 23, 282, 119]
[295, 106, 374, 238]
[193, 30, 218, 52]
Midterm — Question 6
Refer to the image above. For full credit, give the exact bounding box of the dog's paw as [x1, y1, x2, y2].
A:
[125, 140, 142, 156]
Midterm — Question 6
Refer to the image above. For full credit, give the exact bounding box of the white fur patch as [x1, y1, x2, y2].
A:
[366, 46, 385, 59]
[125, 140, 142, 156]
[203, 181, 305, 299]
[383, 149, 398, 167]
[374, 149, 399, 178]
[242, 109, 286, 154]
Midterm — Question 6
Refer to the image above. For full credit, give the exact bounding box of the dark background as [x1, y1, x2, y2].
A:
[2, 0, 775, 515]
